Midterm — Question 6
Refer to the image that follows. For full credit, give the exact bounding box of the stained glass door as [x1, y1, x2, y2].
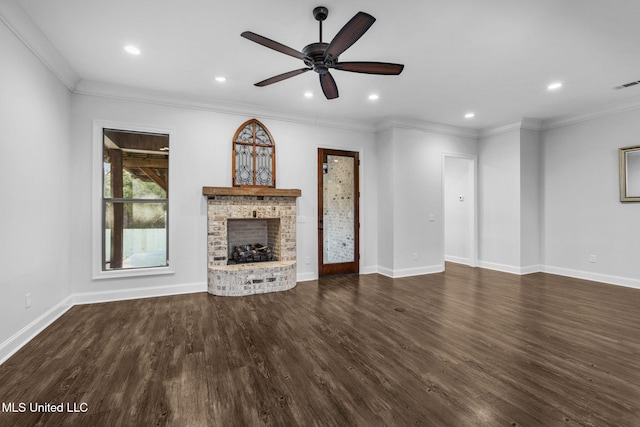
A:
[318, 148, 360, 276]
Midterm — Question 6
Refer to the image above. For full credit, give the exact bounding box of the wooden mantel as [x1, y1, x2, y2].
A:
[202, 186, 301, 198]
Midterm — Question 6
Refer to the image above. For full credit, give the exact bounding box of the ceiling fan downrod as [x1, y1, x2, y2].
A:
[313, 6, 329, 43]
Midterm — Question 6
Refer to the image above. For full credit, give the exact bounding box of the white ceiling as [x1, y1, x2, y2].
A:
[11, 0, 640, 129]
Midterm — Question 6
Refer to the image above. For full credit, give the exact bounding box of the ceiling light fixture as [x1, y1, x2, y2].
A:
[304, 91, 314, 98]
[215, 76, 226, 82]
[465, 113, 475, 119]
[368, 94, 379, 101]
[547, 82, 563, 90]
[124, 45, 141, 55]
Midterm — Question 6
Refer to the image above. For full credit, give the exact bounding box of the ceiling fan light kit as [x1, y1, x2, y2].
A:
[241, 6, 404, 100]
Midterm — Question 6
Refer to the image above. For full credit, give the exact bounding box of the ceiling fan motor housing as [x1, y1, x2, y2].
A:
[302, 42, 333, 73]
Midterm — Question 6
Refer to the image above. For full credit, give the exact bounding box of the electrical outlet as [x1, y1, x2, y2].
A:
[412, 252, 418, 261]
[590, 254, 597, 263]
[25, 293, 31, 308]
[305, 256, 311, 265]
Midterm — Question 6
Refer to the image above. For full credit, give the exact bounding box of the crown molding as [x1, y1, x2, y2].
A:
[521, 117, 543, 131]
[74, 80, 376, 134]
[375, 116, 480, 139]
[480, 117, 542, 137]
[480, 121, 521, 137]
[0, 0, 79, 91]
[541, 96, 640, 130]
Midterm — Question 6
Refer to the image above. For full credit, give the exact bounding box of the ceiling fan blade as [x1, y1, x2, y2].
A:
[320, 72, 339, 99]
[255, 68, 311, 87]
[324, 12, 376, 60]
[241, 31, 306, 60]
[333, 61, 404, 75]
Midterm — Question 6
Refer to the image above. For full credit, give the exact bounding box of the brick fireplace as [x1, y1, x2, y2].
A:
[203, 187, 301, 296]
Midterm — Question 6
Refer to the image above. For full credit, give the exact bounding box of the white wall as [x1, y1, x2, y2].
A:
[0, 19, 72, 356]
[542, 111, 640, 287]
[478, 128, 521, 271]
[69, 94, 378, 295]
[376, 127, 395, 275]
[378, 125, 478, 277]
[520, 128, 541, 270]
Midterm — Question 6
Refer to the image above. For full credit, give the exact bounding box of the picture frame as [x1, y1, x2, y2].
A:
[619, 145, 640, 202]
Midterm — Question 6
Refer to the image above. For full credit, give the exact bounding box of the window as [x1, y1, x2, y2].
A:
[232, 119, 276, 187]
[102, 129, 169, 271]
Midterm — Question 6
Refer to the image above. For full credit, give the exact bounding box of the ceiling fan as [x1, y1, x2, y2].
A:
[241, 6, 404, 100]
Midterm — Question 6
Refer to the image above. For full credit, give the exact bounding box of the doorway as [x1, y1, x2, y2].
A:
[443, 154, 477, 267]
[317, 148, 360, 276]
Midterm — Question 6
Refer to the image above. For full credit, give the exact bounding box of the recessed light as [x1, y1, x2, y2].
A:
[547, 82, 563, 90]
[304, 91, 313, 98]
[215, 76, 226, 83]
[368, 94, 379, 101]
[465, 112, 475, 119]
[124, 45, 141, 55]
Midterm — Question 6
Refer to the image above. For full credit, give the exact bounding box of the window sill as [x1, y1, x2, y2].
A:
[92, 266, 175, 280]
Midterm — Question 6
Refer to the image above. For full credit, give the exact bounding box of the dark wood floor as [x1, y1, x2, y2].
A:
[1, 263, 640, 426]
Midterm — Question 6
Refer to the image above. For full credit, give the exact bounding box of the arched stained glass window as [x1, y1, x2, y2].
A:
[232, 119, 276, 187]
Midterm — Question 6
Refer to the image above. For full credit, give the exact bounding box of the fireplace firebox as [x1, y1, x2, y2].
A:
[227, 218, 280, 264]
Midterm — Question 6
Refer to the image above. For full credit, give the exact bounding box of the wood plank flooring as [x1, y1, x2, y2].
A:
[1, 263, 640, 426]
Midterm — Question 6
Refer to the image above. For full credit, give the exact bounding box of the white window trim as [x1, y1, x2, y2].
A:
[92, 119, 175, 279]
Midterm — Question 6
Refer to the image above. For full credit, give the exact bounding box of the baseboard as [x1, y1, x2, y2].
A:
[0, 296, 74, 365]
[360, 265, 378, 275]
[543, 265, 640, 290]
[296, 272, 317, 282]
[477, 260, 520, 274]
[71, 282, 207, 305]
[377, 266, 394, 277]
[477, 260, 543, 275]
[445, 255, 470, 265]
[378, 264, 444, 279]
[520, 264, 543, 275]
